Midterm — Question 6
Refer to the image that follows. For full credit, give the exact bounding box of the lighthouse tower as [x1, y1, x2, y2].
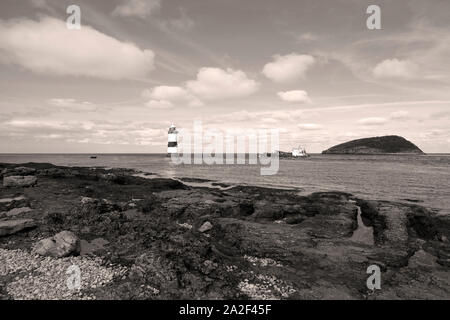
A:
[167, 124, 178, 154]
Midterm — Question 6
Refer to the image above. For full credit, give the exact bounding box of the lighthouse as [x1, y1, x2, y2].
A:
[167, 124, 178, 155]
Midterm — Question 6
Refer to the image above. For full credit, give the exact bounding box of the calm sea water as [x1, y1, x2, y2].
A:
[1, 153, 449, 215]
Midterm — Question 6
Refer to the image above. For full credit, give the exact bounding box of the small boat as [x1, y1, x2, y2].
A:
[90, 156, 97, 159]
[291, 146, 309, 157]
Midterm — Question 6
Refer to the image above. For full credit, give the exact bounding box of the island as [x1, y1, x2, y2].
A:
[322, 135, 425, 155]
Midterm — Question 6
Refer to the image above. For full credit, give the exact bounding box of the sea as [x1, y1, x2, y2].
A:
[1, 153, 449, 215]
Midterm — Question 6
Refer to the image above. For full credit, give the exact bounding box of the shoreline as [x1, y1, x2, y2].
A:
[0, 163, 449, 299]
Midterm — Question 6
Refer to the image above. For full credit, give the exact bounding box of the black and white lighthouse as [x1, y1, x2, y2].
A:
[167, 124, 178, 154]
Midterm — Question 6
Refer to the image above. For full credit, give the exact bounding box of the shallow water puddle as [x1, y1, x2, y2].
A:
[350, 206, 375, 245]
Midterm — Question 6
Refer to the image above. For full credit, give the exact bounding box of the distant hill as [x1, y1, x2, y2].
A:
[322, 135, 425, 155]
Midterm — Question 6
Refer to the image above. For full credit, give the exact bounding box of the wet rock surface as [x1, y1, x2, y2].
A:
[0, 163, 449, 300]
[0, 219, 36, 237]
[3, 176, 37, 188]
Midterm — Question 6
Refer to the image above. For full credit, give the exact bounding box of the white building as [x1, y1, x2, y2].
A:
[167, 124, 178, 154]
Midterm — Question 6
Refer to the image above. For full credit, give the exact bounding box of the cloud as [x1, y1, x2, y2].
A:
[298, 123, 323, 130]
[209, 109, 304, 125]
[0, 17, 155, 80]
[30, 0, 48, 8]
[296, 33, 318, 42]
[357, 117, 388, 125]
[277, 90, 311, 103]
[47, 98, 99, 112]
[112, 0, 161, 18]
[5, 119, 74, 130]
[186, 67, 259, 100]
[1, 119, 166, 146]
[143, 85, 203, 107]
[148, 86, 191, 101]
[143, 67, 258, 107]
[262, 53, 315, 83]
[157, 7, 195, 32]
[145, 100, 173, 109]
[390, 110, 410, 120]
[372, 59, 418, 80]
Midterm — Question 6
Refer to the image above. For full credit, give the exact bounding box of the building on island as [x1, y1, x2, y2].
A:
[167, 124, 178, 154]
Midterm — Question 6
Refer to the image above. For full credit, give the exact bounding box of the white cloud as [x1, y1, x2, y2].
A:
[5, 120, 72, 130]
[296, 33, 318, 42]
[209, 109, 304, 125]
[149, 86, 191, 101]
[145, 100, 173, 109]
[277, 90, 311, 103]
[373, 59, 418, 79]
[186, 67, 259, 100]
[357, 117, 388, 125]
[2, 119, 167, 146]
[261, 117, 278, 124]
[145, 67, 258, 106]
[390, 110, 410, 120]
[112, 0, 161, 19]
[298, 123, 323, 130]
[143, 85, 203, 107]
[262, 53, 315, 83]
[47, 98, 98, 112]
[0, 17, 155, 80]
[157, 7, 195, 32]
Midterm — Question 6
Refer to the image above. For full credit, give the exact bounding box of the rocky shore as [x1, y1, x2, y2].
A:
[0, 163, 449, 300]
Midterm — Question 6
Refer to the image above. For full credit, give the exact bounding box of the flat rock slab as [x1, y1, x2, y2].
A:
[80, 238, 109, 255]
[2, 207, 32, 218]
[0, 196, 26, 204]
[3, 176, 37, 188]
[3, 167, 36, 176]
[0, 219, 36, 236]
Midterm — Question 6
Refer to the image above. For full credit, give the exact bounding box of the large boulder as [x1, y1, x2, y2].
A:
[0, 219, 36, 236]
[3, 176, 37, 188]
[33, 231, 80, 258]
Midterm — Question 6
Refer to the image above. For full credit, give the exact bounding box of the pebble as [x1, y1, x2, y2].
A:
[0, 248, 128, 300]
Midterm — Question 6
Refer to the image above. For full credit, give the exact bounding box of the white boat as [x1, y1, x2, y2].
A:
[291, 146, 308, 157]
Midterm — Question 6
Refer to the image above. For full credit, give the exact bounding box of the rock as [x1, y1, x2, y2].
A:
[198, 221, 213, 233]
[80, 238, 109, 255]
[201, 260, 218, 275]
[0, 195, 26, 204]
[0, 219, 36, 236]
[33, 231, 80, 258]
[2, 207, 32, 218]
[2, 167, 36, 177]
[3, 176, 37, 188]
[0, 195, 28, 212]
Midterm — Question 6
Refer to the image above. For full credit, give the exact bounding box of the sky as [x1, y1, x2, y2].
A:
[0, 0, 449, 153]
